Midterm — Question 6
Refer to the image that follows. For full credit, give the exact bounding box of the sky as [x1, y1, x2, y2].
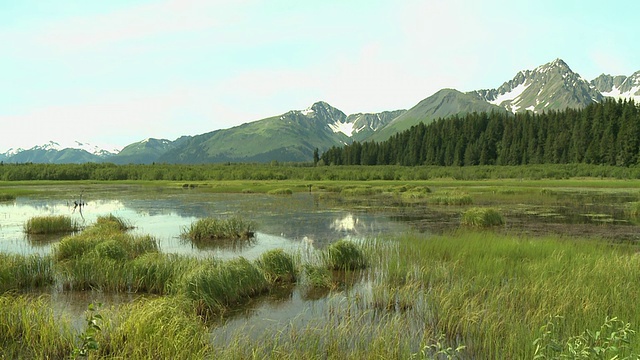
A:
[1, 0, 639, 153]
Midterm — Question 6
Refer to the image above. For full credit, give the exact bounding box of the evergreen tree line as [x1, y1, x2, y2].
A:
[320, 99, 640, 167]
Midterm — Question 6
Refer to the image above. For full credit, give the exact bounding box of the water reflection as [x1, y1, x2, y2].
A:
[0, 191, 409, 258]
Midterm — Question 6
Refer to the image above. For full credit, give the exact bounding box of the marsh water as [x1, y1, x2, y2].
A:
[2, 183, 640, 337]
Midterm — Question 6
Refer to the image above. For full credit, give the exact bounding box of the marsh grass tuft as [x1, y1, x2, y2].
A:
[96, 296, 212, 359]
[324, 240, 368, 270]
[24, 215, 80, 234]
[183, 257, 269, 318]
[0, 193, 16, 201]
[181, 216, 256, 243]
[0, 295, 74, 359]
[96, 214, 133, 231]
[267, 188, 293, 195]
[461, 207, 505, 227]
[255, 249, 297, 284]
[429, 191, 473, 205]
[0, 254, 54, 292]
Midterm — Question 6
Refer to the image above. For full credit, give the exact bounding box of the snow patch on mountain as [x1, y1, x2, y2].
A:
[489, 83, 528, 106]
[329, 121, 356, 137]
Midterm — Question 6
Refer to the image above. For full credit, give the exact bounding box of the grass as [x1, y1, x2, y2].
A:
[24, 215, 80, 234]
[461, 207, 505, 227]
[0, 295, 74, 359]
[5, 228, 640, 358]
[324, 239, 368, 270]
[0, 254, 54, 293]
[96, 213, 133, 230]
[0, 193, 15, 201]
[182, 257, 269, 318]
[429, 191, 473, 205]
[181, 215, 256, 243]
[255, 249, 297, 284]
[267, 188, 293, 195]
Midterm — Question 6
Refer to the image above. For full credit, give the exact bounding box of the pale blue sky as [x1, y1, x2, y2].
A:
[1, 0, 638, 152]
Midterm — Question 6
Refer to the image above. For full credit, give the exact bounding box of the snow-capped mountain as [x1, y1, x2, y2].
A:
[471, 58, 603, 113]
[3, 58, 640, 164]
[591, 71, 640, 103]
[1, 141, 119, 164]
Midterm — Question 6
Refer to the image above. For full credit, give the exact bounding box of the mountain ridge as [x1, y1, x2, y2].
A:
[3, 58, 639, 164]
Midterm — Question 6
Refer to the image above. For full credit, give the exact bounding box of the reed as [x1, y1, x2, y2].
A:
[429, 191, 473, 205]
[267, 188, 293, 195]
[0, 254, 54, 292]
[182, 257, 269, 318]
[302, 264, 334, 290]
[461, 207, 505, 227]
[24, 215, 79, 234]
[96, 213, 133, 230]
[324, 239, 368, 270]
[0, 193, 15, 201]
[181, 215, 256, 242]
[0, 294, 74, 359]
[96, 296, 212, 359]
[255, 249, 297, 284]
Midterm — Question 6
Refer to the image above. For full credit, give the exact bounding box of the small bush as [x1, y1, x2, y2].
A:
[461, 207, 505, 227]
[24, 215, 79, 234]
[324, 240, 368, 270]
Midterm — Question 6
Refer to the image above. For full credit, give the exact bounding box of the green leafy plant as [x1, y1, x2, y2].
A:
[533, 315, 637, 359]
[72, 302, 103, 359]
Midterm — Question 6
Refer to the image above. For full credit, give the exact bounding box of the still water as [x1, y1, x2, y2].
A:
[0, 185, 409, 258]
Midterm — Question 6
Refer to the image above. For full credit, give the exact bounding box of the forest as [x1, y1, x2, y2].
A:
[320, 98, 640, 167]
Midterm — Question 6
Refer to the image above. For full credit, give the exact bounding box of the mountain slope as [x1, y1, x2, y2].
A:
[110, 137, 190, 164]
[471, 58, 603, 113]
[591, 71, 640, 103]
[159, 102, 362, 163]
[372, 89, 506, 141]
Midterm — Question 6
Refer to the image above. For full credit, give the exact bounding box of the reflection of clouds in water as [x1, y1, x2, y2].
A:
[330, 214, 360, 233]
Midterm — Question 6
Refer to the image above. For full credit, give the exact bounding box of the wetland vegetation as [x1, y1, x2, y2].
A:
[3, 164, 640, 358]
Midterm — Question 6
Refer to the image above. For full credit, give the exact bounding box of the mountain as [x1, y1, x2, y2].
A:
[4, 58, 640, 164]
[591, 71, 640, 102]
[109, 137, 190, 164]
[2, 141, 115, 164]
[158, 101, 402, 163]
[470, 58, 603, 113]
[371, 89, 506, 141]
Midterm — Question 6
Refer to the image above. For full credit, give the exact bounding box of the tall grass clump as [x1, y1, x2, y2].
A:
[53, 222, 159, 291]
[0, 254, 54, 292]
[324, 240, 368, 270]
[0, 295, 74, 359]
[96, 213, 133, 230]
[429, 191, 473, 205]
[267, 188, 293, 195]
[0, 193, 16, 201]
[96, 296, 212, 359]
[461, 207, 505, 227]
[255, 249, 297, 284]
[182, 257, 269, 317]
[181, 215, 256, 242]
[24, 215, 79, 234]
